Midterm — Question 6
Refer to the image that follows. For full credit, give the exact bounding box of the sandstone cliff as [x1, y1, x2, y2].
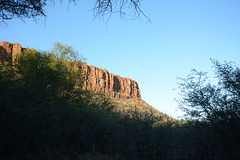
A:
[0, 42, 141, 100]
[82, 63, 141, 99]
[0, 41, 22, 63]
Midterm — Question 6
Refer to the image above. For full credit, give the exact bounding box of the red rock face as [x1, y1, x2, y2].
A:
[82, 63, 141, 100]
[0, 42, 22, 62]
[0, 42, 141, 100]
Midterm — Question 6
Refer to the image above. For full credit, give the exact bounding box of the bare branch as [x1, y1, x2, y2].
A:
[92, 0, 150, 22]
[0, 0, 150, 24]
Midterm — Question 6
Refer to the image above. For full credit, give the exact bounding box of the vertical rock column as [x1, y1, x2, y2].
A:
[81, 63, 141, 100]
[0, 42, 22, 62]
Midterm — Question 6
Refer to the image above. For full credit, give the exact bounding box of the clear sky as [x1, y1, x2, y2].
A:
[1, 0, 240, 118]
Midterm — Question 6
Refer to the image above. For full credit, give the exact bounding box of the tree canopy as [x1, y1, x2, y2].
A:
[178, 60, 240, 159]
[0, 43, 174, 160]
[2, 42, 239, 159]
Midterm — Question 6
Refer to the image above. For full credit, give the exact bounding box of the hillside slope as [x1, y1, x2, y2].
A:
[110, 97, 176, 122]
[0, 41, 175, 122]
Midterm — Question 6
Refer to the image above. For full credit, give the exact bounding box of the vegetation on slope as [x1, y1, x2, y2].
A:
[110, 97, 176, 123]
[0, 43, 174, 160]
[0, 43, 239, 160]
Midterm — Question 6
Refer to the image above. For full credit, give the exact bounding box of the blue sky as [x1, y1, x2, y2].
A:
[1, 0, 240, 118]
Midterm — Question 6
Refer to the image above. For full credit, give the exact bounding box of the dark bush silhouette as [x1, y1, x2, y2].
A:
[178, 60, 240, 160]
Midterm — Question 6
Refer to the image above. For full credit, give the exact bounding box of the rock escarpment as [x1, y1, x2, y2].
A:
[0, 42, 22, 63]
[82, 63, 141, 99]
[0, 42, 141, 100]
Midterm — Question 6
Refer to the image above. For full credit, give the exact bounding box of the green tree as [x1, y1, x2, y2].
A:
[0, 42, 124, 160]
[0, 43, 86, 158]
[15, 43, 84, 102]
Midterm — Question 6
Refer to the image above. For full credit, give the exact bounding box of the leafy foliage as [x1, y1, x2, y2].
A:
[0, 43, 176, 160]
[3, 43, 239, 160]
[178, 60, 240, 159]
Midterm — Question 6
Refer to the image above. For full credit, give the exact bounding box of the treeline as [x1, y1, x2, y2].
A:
[0, 44, 175, 160]
[177, 60, 240, 160]
[0, 44, 239, 160]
